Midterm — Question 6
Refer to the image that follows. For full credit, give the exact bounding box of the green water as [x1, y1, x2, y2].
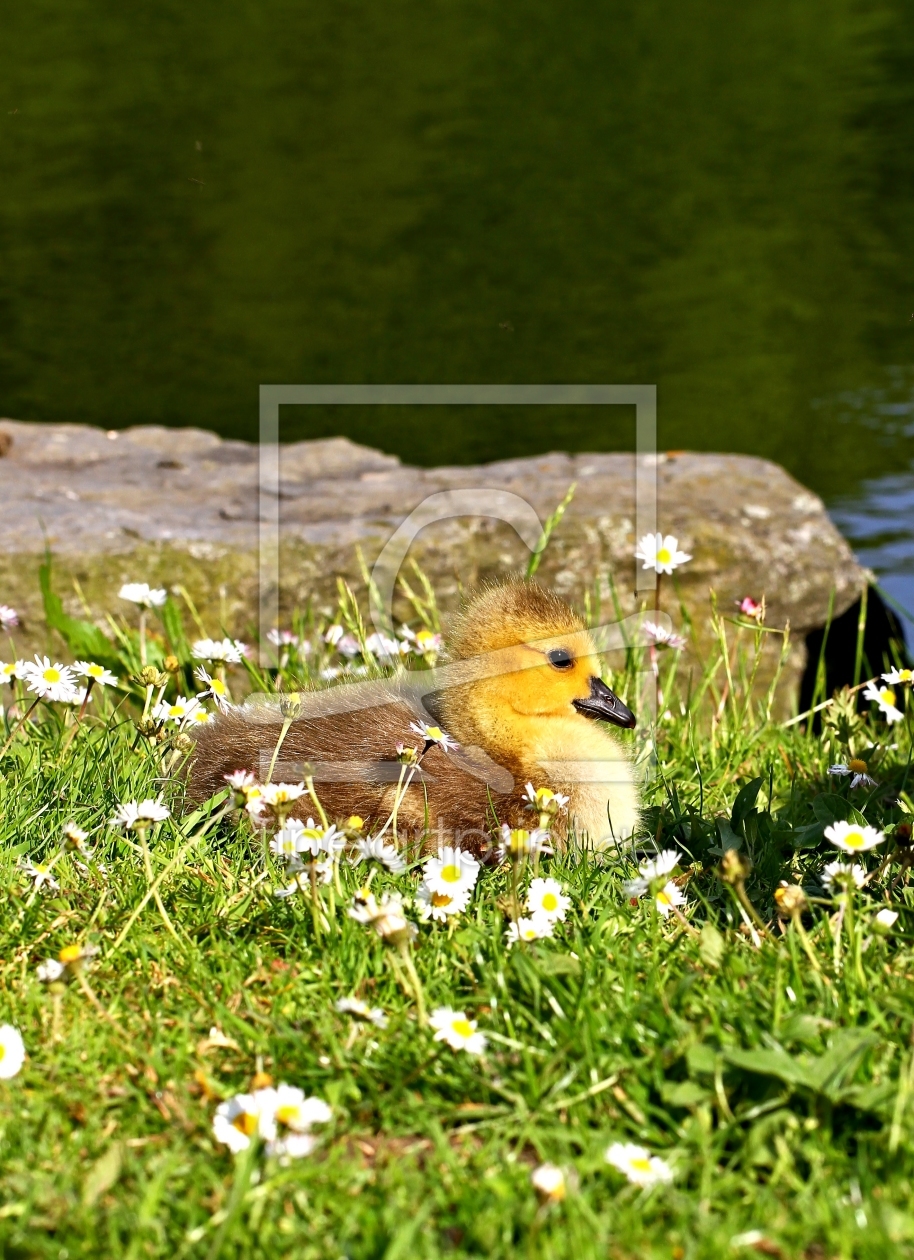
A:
[2, 0, 914, 500]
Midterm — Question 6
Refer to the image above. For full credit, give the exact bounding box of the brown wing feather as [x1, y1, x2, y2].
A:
[187, 699, 532, 859]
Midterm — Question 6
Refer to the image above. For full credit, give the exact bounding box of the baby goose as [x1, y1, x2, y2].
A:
[187, 579, 640, 856]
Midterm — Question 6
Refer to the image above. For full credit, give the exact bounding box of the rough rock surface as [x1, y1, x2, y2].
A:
[0, 419, 867, 708]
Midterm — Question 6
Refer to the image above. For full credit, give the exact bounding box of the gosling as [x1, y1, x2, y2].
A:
[187, 579, 641, 856]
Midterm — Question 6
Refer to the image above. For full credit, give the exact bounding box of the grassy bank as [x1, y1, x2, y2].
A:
[0, 570, 912, 1259]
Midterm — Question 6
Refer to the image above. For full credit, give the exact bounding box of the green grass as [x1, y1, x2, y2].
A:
[0, 573, 913, 1259]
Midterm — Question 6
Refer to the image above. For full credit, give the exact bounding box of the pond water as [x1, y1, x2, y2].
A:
[1, 0, 912, 641]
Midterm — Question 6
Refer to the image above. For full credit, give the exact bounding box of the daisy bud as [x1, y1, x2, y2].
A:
[174, 733, 194, 752]
[279, 692, 304, 720]
[774, 884, 808, 918]
[718, 849, 751, 885]
[251, 1071, 274, 1091]
[163, 655, 180, 673]
[874, 908, 899, 934]
[136, 666, 161, 687]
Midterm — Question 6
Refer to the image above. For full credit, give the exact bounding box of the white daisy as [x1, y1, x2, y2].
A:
[194, 665, 233, 712]
[323, 624, 344, 646]
[874, 908, 899, 932]
[274, 860, 333, 897]
[828, 760, 877, 790]
[332, 633, 361, 658]
[73, 661, 119, 688]
[505, 913, 555, 946]
[191, 638, 248, 664]
[36, 958, 66, 983]
[824, 820, 886, 854]
[416, 881, 470, 922]
[269, 821, 307, 857]
[0, 605, 19, 630]
[624, 849, 682, 897]
[635, 533, 691, 575]
[526, 877, 570, 922]
[409, 721, 459, 753]
[110, 800, 171, 829]
[353, 835, 407, 874]
[653, 881, 687, 918]
[272, 1086, 332, 1132]
[523, 783, 569, 813]
[400, 626, 442, 656]
[21, 656, 80, 703]
[883, 667, 913, 686]
[225, 770, 258, 792]
[292, 819, 343, 856]
[641, 620, 687, 650]
[862, 682, 904, 724]
[364, 632, 401, 662]
[0, 1026, 26, 1079]
[185, 706, 214, 726]
[63, 821, 91, 852]
[497, 825, 553, 863]
[349, 891, 415, 942]
[260, 783, 306, 807]
[335, 997, 388, 1029]
[119, 583, 167, 608]
[18, 858, 59, 892]
[153, 696, 203, 726]
[531, 1163, 567, 1203]
[821, 861, 867, 890]
[605, 1141, 673, 1187]
[212, 1090, 277, 1153]
[429, 1007, 487, 1055]
[423, 846, 480, 896]
[0, 660, 26, 683]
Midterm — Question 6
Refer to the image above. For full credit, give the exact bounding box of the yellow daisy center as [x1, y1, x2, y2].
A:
[43, 668, 61, 683]
[440, 864, 462, 884]
[452, 1020, 473, 1039]
[431, 892, 453, 907]
[848, 759, 868, 774]
[232, 1112, 258, 1136]
[656, 890, 671, 906]
[426, 727, 443, 740]
[212, 679, 227, 695]
[59, 944, 82, 964]
[87, 664, 103, 677]
[656, 548, 671, 564]
[844, 831, 865, 850]
[275, 1105, 299, 1126]
[899, 669, 912, 682]
[881, 689, 897, 707]
[542, 893, 558, 911]
[347, 816, 364, 830]
[416, 631, 435, 647]
[631, 1157, 652, 1173]
[0, 1045, 5, 1062]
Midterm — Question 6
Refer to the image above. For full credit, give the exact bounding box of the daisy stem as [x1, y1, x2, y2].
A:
[669, 903, 700, 938]
[265, 716, 294, 785]
[0, 696, 41, 759]
[305, 775, 329, 829]
[140, 684, 154, 724]
[397, 939, 427, 1028]
[309, 860, 323, 941]
[75, 970, 132, 1049]
[77, 677, 95, 723]
[137, 823, 184, 949]
[790, 911, 821, 973]
[139, 610, 147, 666]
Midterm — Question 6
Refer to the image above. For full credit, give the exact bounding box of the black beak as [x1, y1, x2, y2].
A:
[572, 676, 636, 728]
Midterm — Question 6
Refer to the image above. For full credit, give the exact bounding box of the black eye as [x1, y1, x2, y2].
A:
[547, 648, 574, 670]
